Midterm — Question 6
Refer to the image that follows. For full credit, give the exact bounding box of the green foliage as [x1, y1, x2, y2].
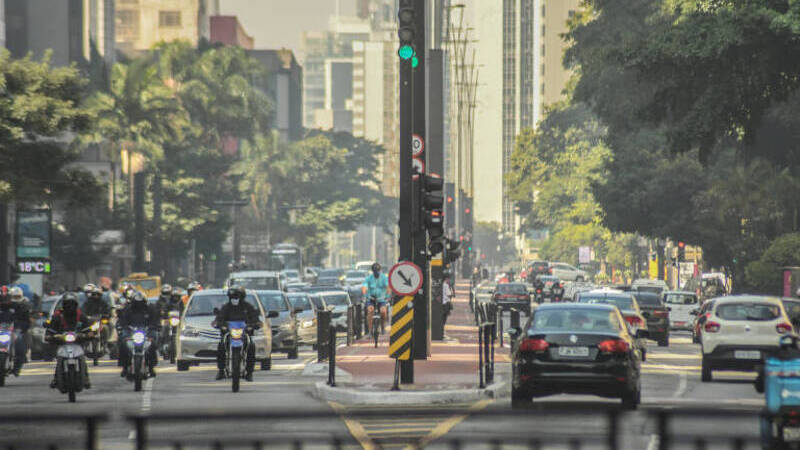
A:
[745, 233, 800, 295]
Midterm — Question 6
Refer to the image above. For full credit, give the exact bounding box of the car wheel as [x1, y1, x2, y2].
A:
[261, 358, 272, 371]
[701, 356, 712, 382]
[641, 348, 647, 362]
[621, 387, 640, 410]
[177, 360, 190, 372]
[511, 386, 532, 409]
[287, 346, 298, 360]
[658, 335, 669, 347]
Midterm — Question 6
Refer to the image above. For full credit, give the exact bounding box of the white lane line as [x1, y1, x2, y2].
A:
[142, 377, 154, 411]
[647, 434, 659, 450]
[672, 372, 688, 398]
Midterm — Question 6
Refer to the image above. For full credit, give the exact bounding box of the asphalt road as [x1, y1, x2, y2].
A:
[0, 332, 766, 449]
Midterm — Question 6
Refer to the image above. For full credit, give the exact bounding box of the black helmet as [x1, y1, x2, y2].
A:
[132, 292, 146, 304]
[161, 284, 173, 296]
[227, 285, 246, 301]
[62, 293, 79, 312]
[371, 262, 381, 273]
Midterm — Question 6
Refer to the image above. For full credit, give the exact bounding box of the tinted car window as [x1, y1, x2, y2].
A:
[283, 270, 300, 278]
[230, 277, 279, 290]
[496, 284, 527, 294]
[578, 295, 634, 311]
[636, 286, 664, 294]
[346, 271, 367, 278]
[634, 292, 662, 306]
[309, 295, 324, 309]
[477, 287, 494, 294]
[318, 269, 341, 277]
[665, 294, 697, 305]
[186, 294, 260, 317]
[323, 294, 350, 306]
[256, 292, 288, 311]
[716, 303, 780, 321]
[531, 308, 621, 332]
[288, 294, 313, 311]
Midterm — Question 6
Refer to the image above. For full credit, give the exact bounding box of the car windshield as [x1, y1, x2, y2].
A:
[256, 292, 288, 311]
[323, 293, 349, 306]
[496, 284, 527, 294]
[578, 295, 634, 311]
[538, 276, 559, 283]
[229, 276, 279, 290]
[716, 303, 781, 321]
[346, 271, 366, 279]
[531, 308, 622, 333]
[319, 269, 340, 277]
[40, 298, 59, 315]
[288, 294, 313, 311]
[634, 292, 662, 306]
[126, 279, 157, 290]
[477, 287, 494, 294]
[665, 294, 698, 305]
[185, 294, 260, 317]
[283, 270, 299, 278]
[636, 286, 664, 294]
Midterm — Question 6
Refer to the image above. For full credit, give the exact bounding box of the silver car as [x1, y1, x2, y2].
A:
[176, 289, 276, 371]
[287, 292, 318, 346]
[318, 291, 352, 331]
[663, 291, 699, 331]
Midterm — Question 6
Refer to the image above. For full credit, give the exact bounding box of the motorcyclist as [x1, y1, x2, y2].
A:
[155, 284, 183, 351]
[46, 293, 91, 389]
[0, 289, 30, 376]
[155, 284, 174, 319]
[115, 284, 136, 366]
[117, 292, 159, 378]
[213, 285, 260, 381]
[361, 263, 390, 335]
[171, 288, 186, 312]
[183, 282, 202, 305]
[83, 285, 112, 348]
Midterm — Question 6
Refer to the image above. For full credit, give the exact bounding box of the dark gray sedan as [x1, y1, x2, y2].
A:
[255, 290, 299, 359]
[287, 292, 317, 346]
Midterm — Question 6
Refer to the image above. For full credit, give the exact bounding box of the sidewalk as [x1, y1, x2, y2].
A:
[312, 280, 510, 404]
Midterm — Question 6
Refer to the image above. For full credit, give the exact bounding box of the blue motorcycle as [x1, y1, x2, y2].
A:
[225, 321, 248, 393]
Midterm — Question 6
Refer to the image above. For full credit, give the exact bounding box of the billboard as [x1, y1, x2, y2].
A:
[16, 210, 51, 259]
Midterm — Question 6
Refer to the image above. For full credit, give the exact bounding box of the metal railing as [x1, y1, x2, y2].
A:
[0, 412, 107, 450]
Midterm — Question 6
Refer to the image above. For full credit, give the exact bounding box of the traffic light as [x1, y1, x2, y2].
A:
[677, 241, 686, 262]
[397, 2, 415, 62]
[422, 174, 445, 239]
[446, 239, 461, 263]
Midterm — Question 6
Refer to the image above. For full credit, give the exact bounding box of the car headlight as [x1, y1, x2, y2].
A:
[230, 328, 244, 339]
[169, 318, 181, 327]
[65, 333, 76, 343]
[0, 333, 10, 344]
[182, 326, 199, 337]
[133, 331, 146, 345]
[302, 320, 314, 328]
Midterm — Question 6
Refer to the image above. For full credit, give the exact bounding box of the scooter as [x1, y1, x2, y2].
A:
[125, 327, 152, 392]
[162, 310, 181, 364]
[53, 331, 89, 402]
[0, 323, 14, 386]
[551, 283, 565, 303]
[225, 321, 249, 393]
[759, 335, 800, 449]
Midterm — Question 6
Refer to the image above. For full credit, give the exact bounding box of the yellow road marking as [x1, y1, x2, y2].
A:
[330, 402, 377, 450]
[417, 399, 493, 449]
[388, 328, 412, 356]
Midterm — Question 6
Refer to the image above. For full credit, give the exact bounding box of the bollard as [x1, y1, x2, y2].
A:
[327, 325, 336, 387]
[478, 323, 485, 388]
[346, 305, 354, 346]
[489, 321, 496, 384]
[354, 304, 362, 340]
[317, 309, 332, 362]
[510, 308, 520, 330]
[499, 309, 504, 347]
[483, 325, 491, 385]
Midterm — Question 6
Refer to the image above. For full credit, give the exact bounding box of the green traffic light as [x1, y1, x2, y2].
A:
[398, 45, 414, 60]
[411, 55, 419, 68]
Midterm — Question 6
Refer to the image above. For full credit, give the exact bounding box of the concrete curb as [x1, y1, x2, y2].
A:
[312, 378, 509, 405]
[302, 362, 354, 383]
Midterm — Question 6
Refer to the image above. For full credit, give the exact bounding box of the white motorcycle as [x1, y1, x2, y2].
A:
[53, 331, 89, 402]
[0, 323, 15, 387]
[125, 327, 152, 392]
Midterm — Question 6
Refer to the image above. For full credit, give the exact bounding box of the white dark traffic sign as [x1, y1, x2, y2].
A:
[388, 261, 424, 296]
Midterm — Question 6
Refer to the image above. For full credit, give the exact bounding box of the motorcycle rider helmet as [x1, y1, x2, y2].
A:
[131, 291, 146, 305]
[83, 283, 96, 294]
[161, 284, 173, 297]
[227, 285, 246, 306]
[187, 281, 202, 295]
[8, 287, 23, 303]
[62, 293, 79, 315]
[371, 262, 381, 276]
[89, 285, 103, 300]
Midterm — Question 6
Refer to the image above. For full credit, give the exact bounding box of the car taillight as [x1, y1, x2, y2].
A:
[598, 339, 629, 353]
[777, 323, 793, 334]
[704, 321, 721, 333]
[548, 268, 553, 274]
[519, 338, 549, 352]
[624, 316, 643, 327]
[536, 289, 542, 294]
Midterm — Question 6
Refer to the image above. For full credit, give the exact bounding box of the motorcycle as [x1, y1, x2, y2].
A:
[125, 327, 152, 392]
[53, 331, 89, 402]
[551, 283, 565, 303]
[0, 323, 14, 386]
[161, 310, 181, 364]
[84, 316, 107, 366]
[225, 321, 249, 393]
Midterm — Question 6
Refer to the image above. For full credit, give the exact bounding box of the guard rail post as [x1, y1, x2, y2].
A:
[489, 305, 496, 384]
[478, 322, 485, 388]
[346, 305, 354, 346]
[510, 308, 520, 330]
[354, 304, 362, 340]
[499, 308, 504, 347]
[317, 309, 332, 362]
[86, 416, 99, 450]
[328, 325, 337, 387]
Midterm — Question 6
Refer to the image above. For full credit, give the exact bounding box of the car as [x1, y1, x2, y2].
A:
[493, 283, 532, 315]
[508, 303, 645, 409]
[563, 281, 596, 302]
[317, 291, 353, 331]
[633, 291, 670, 347]
[548, 262, 588, 282]
[344, 270, 368, 287]
[691, 299, 716, 344]
[632, 279, 669, 296]
[663, 291, 699, 331]
[535, 275, 561, 300]
[302, 285, 348, 294]
[527, 261, 550, 280]
[303, 267, 319, 284]
[254, 290, 299, 359]
[315, 275, 342, 287]
[226, 270, 282, 291]
[700, 295, 793, 382]
[287, 292, 317, 346]
[781, 297, 800, 330]
[576, 289, 649, 361]
[281, 269, 302, 284]
[285, 282, 310, 292]
[354, 261, 374, 272]
[176, 289, 277, 372]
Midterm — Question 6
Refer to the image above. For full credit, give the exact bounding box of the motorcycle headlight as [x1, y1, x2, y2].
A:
[182, 326, 199, 337]
[101, 319, 109, 324]
[0, 333, 10, 344]
[302, 320, 314, 328]
[169, 318, 181, 327]
[90, 322, 101, 331]
[132, 331, 146, 345]
[230, 328, 244, 339]
[65, 333, 76, 343]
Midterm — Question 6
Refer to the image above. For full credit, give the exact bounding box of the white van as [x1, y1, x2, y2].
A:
[663, 291, 699, 331]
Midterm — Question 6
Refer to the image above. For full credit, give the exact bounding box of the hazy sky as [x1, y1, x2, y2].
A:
[220, 0, 357, 53]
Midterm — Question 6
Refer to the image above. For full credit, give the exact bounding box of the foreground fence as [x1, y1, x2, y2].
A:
[0, 407, 769, 450]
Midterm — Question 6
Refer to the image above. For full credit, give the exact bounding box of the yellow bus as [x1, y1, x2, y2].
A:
[119, 272, 161, 299]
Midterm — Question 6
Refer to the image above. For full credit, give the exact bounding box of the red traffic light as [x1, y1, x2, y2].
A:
[447, 196, 453, 203]
[678, 241, 685, 248]
[464, 208, 471, 214]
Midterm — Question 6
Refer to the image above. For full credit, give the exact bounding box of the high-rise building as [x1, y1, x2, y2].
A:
[115, 0, 220, 56]
[533, 0, 580, 121]
[5, 0, 115, 69]
[247, 49, 304, 142]
[0, 0, 5, 49]
[209, 15, 253, 49]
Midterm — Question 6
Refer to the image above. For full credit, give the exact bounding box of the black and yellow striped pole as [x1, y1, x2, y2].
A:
[390, 295, 414, 390]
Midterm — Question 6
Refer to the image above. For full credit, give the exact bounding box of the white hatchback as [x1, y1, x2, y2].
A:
[663, 291, 699, 331]
[700, 295, 793, 382]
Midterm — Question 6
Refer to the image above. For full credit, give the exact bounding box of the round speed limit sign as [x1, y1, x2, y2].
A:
[412, 134, 424, 157]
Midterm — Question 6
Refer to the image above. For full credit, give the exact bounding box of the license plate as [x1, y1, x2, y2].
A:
[734, 350, 760, 359]
[673, 321, 685, 326]
[558, 346, 589, 357]
[784, 427, 800, 442]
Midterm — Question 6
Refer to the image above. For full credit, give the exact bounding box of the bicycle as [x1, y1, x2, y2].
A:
[369, 296, 381, 348]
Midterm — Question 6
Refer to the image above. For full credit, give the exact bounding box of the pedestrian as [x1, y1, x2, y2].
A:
[442, 273, 453, 329]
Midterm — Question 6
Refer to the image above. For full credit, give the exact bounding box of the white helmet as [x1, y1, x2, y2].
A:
[8, 287, 23, 302]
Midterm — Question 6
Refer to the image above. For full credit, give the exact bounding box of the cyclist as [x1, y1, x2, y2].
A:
[361, 263, 390, 335]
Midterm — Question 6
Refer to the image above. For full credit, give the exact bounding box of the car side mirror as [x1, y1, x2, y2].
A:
[267, 311, 279, 318]
[635, 329, 649, 339]
[507, 327, 522, 341]
[327, 305, 335, 312]
[294, 307, 304, 314]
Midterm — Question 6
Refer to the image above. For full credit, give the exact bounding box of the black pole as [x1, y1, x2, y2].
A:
[0, 203, 8, 285]
[133, 172, 146, 272]
[328, 325, 336, 387]
[478, 324, 484, 389]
